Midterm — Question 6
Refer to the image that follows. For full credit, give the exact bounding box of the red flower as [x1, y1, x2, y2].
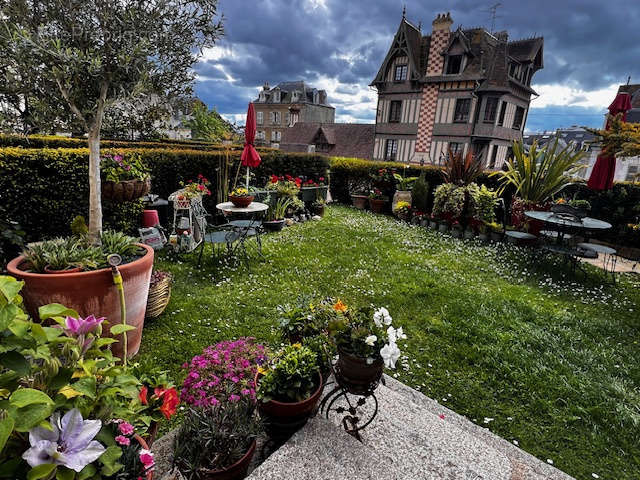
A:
[270, 174, 278, 183]
[198, 184, 205, 191]
[319, 177, 325, 182]
[202, 177, 208, 183]
[187, 179, 193, 183]
[159, 388, 179, 419]
[139, 386, 148, 405]
[198, 174, 203, 179]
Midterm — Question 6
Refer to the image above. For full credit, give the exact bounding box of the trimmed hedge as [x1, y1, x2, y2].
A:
[328, 156, 640, 245]
[0, 147, 329, 243]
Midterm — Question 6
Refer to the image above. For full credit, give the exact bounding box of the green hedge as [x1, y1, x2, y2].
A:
[0, 147, 329, 243]
[0, 134, 276, 153]
[327, 156, 640, 245]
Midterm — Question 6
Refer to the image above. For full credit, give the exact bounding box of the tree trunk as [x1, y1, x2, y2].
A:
[87, 130, 103, 246]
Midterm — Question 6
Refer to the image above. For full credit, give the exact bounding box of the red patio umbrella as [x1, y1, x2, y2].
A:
[587, 92, 632, 190]
[240, 103, 261, 189]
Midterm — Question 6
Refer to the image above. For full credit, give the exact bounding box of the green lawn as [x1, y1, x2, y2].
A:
[138, 206, 640, 480]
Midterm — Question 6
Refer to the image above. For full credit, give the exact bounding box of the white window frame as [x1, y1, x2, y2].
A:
[256, 111, 263, 125]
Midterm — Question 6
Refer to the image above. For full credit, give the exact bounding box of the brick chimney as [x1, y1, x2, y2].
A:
[426, 12, 453, 76]
[263, 81, 270, 91]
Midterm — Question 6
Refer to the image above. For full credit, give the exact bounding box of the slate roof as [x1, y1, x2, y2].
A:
[280, 123, 374, 159]
[254, 80, 332, 107]
[616, 84, 640, 124]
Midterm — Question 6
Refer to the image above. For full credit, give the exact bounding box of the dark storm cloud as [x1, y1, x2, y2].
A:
[197, 0, 640, 129]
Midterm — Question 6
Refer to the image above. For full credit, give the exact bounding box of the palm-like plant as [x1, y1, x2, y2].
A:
[492, 140, 585, 204]
[442, 148, 484, 186]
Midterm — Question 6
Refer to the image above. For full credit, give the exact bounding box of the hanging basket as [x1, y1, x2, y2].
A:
[102, 177, 151, 203]
[145, 272, 172, 319]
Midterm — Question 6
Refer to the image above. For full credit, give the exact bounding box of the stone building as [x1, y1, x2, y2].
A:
[280, 123, 374, 159]
[252, 81, 335, 148]
[371, 11, 543, 168]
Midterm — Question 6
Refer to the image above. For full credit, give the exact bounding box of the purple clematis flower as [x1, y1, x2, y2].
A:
[22, 409, 106, 472]
[65, 315, 105, 337]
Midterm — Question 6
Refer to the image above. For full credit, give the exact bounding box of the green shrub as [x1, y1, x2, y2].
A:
[411, 172, 430, 213]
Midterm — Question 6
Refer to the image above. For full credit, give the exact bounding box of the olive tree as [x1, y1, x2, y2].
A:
[0, 0, 223, 244]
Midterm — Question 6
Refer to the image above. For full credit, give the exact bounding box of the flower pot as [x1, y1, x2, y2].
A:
[419, 218, 429, 227]
[451, 226, 462, 238]
[478, 232, 489, 242]
[300, 186, 328, 203]
[43, 265, 83, 274]
[510, 198, 551, 236]
[102, 178, 151, 203]
[369, 198, 387, 214]
[312, 205, 325, 217]
[7, 244, 154, 358]
[351, 194, 368, 210]
[428, 220, 437, 230]
[463, 229, 475, 240]
[490, 231, 503, 242]
[229, 195, 254, 208]
[438, 222, 449, 233]
[256, 371, 323, 438]
[392, 190, 412, 212]
[336, 348, 384, 395]
[199, 439, 257, 480]
[263, 219, 286, 232]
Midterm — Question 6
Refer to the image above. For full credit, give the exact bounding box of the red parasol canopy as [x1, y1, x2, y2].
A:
[587, 92, 632, 190]
[241, 103, 261, 168]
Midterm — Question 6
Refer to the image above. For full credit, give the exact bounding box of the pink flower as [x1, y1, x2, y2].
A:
[228, 394, 240, 402]
[139, 449, 155, 470]
[64, 314, 105, 336]
[115, 435, 130, 446]
[118, 422, 134, 436]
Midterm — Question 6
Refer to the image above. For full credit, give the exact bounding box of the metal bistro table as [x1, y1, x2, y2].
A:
[216, 201, 269, 265]
[524, 210, 613, 276]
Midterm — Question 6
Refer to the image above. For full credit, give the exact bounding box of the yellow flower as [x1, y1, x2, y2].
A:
[257, 366, 267, 375]
[333, 299, 347, 312]
[556, 198, 566, 204]
[292, 343, 302, 349]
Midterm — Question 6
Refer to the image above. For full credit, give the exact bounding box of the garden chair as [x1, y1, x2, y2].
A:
[196, 223, 239, 266]
[498, 198, 538, 246]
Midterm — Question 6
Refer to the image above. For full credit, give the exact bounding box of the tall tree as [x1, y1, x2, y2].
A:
[0, 0, 223, 244]
[187, 100, 236, 141]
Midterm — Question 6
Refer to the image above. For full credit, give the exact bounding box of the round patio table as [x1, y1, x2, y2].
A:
[524, 211, 612, 231]
[216, 202, 269, 266]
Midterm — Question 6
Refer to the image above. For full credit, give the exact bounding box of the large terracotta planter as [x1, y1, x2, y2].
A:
[102, 178, 151, 203]
[336, 348, 383, 395]
[351, 194, 368, 210]
[255, 371, 323, 437]
[7, 244, 154, 358]
[198, 439, 257, 480]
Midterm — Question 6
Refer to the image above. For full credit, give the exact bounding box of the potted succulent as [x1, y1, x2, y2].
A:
[0, 277, 178, 480]
[172, 401, 261, 480]
[368, 188, 388, 214]
[263, 197, 293, 232]
[328, 301, 406, 395]
[101, 152, 151, 203]
[229, 187, 254, 208]
[8, 230, 153, 357]
[255, 344, 323, 437]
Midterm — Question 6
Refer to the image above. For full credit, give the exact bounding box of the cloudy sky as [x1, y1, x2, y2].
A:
[194, 0, 640, 133]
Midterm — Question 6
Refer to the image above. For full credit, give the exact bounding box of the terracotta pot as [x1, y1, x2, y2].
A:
[263, 220, 285, 232]
[313, 205, 325, 217]
[351, 194, 368, 210]
[7, 244, 154, 358]
[229, 195, 254, 208]
[199, 439, 257, 480]
[369, 198, 387, 214]
[336, 349, 383, 395]
[392, 190, 412, 212]
[133, 434, 154, 480]
[44, 266, 83, 274]
[255, 371, 323, 436]
[102, 178, 151, 203]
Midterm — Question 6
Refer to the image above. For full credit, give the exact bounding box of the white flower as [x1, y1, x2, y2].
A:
[364, 335, 377, 346]
[386, 326, 396, 344]
[395, 326, 407, 341]
[373, 307, 392, 327]
[380, 342, 400, 369]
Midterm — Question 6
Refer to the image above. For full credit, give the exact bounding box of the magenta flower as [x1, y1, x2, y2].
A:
[118, 421, 134, 436]
[65, 315, 105, 337]
[139, 449, 155, 470]
[115, 435, 130, 446]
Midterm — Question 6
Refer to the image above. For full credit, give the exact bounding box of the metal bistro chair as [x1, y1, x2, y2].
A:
[499, 198, 538, 246]
[197, 223, 239, 266]
[229, 219, 265, 260]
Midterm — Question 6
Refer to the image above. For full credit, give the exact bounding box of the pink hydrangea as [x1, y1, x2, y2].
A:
[181, 337, 267, 406]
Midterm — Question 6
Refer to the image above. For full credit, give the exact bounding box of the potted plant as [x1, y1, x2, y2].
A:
[368, 188, 388, 214]
[328, 301, 406, 395]
[8, 230, 153, 357]
[393, 201, 411, 221]
[256, 344, 323, 437]
[135, 368, 180, 446]
[102, 152, 151, 203]
[311, 198, 326, 217]
[451, 220, 463, 238]
[173, 401, 261, 480]
[392, 171, 417, 211]
[487, 221, 504, 242]
[300, 177, 328, 203]
[229, 187, 254, 208]
[477, 223, 489, 241]
[145, 270, 173, 319]
[263, 197, 293, 232]
[0, 277, 177, 480]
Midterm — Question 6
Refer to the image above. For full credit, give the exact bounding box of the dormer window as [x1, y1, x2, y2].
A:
[291, 91, 298, 102]
[445, 55, 463, 75]
[258, 92, 265, 102]
[394, 64, 408, 82]
[273, 89, 281, 102]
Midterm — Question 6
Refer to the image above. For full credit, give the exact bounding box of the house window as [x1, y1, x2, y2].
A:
[488, 145, 498, 169]
[626, 165, 639, 182]
[453, 98, 471, 123]
[256, 111, 263, 125]
[497, 102, 507, 126]
[271, 130, 281, 142]
[270, 111, 281, 125]
[446, 55, 463, 74]
[273, 89, 281, 102]
[509, 62, 519, 78]
[256, 131, 265, 140]
[385, 139, 398, 161]
[389, 101, 402, 123]
[285, 112, 290, 126]
[394, 64, 408, 82]
[513, 106, 525, 130]
[483, 97, 499, 123]
[316, 143, 330, 153]
[448, 142, 462, 155]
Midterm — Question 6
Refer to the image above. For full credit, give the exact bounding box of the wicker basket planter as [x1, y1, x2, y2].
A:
[146, 271, 172, 319]
[102, 177, 151, 202]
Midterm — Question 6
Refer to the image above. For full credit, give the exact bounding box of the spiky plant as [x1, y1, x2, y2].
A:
[442, 148, 484, 186]
[491, 140, 586, 204]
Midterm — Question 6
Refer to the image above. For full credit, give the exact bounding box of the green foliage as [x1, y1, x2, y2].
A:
[101, 152, 150, 183]
[411, 172, 430, 213]
[276, 296, 336, 343]
[472, 185, 498, 223]
[393, 173, 418, 191]
[442, 148, 484, 186]
[173, 402, 261, 479]
[492, 140, 585, 203]
[71, 216, 89, 237]
[587, 113, 640, 158]
[432, 183, 466, 221]
[257, 344, 318, 403]
[186, 102, 236, 142]
[0, 216, 25, 269]
[266, 196, 293, 222]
